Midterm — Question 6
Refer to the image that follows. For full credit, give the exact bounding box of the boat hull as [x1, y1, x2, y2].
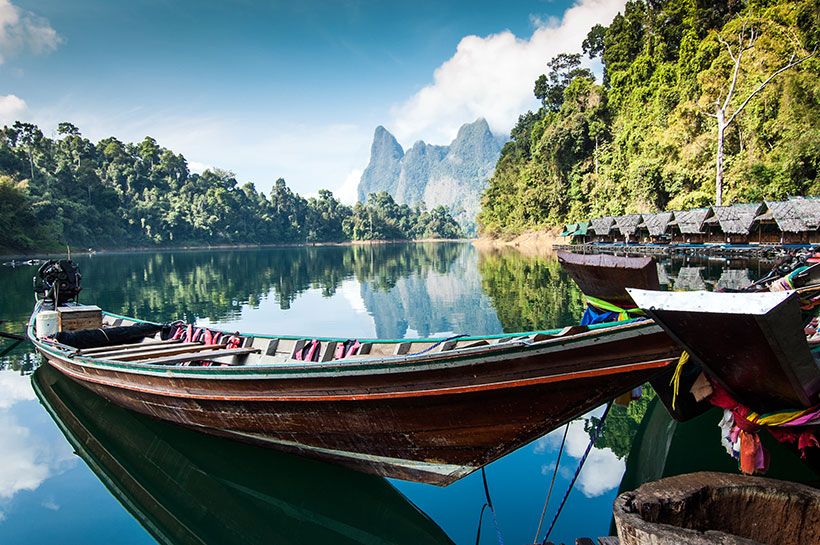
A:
[33, 364, 455, 545]
[34, 321, 678, 485]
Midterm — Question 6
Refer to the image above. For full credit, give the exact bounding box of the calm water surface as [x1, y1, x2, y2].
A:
[0, 243, 799, 545]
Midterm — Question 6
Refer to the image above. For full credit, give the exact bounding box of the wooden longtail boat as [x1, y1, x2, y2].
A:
[33, 364, 454, 545]
[557, 251, 660, 307]
[27, 300, 678, 485]
[25, 255, 679, 485]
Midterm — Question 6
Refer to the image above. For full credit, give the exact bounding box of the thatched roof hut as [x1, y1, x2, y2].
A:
[669, 208, 712, 234]
[614, 214, 643, 236]
[590, 216, 615, 236]
[792, 197, 820, 229]
[639, 212, 674, 236]
[710, 203, 764, 234]
[763, 198, 820, 232]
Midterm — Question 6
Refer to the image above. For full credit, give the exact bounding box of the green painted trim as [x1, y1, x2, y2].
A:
[32, 317, 655, 378]
[99, 309, 639, 344]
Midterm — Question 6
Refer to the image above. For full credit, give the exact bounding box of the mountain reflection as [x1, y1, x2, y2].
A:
[33, 365, 454, 545]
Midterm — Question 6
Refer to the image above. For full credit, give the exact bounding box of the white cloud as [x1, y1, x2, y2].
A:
[0, 0, 62, 65]
[335, 168, 362, 204]
[0, 93, 26, 123]
[0, 412, 76, 500]
[0, 369, 35, 410]
[0, 370, 77, 507]
[390, 0, 625, 145]
[188, 161, 213, 174]
[533, 407, 626, 498]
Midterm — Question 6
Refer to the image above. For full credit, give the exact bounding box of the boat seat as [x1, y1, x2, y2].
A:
[80, 338, 181, 355]
[137, 347, 261, 366]
[458, 340, 489, 349]
[394, 342, 412, 355]
[532, 326, 588, 342]
[106, 343, 228, 362]
[437, 339, 460, 352]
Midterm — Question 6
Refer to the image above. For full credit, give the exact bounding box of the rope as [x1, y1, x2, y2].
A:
[541, 402, 613, 544]
[584, 295, 644, 321]
[408, 333, 469, 356]
[669, 351, 690, 410]
[533, 422, 570, 544]
[474, 467, 505, 545]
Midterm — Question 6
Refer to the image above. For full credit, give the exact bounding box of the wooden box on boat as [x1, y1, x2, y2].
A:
[57, 305, 102, 332]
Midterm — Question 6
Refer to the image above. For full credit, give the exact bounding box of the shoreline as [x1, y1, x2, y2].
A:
[0, 238, 472, 261]
[472, 229, 566, 256]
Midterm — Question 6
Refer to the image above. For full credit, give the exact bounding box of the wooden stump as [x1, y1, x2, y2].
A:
[613, 472, 819, 545]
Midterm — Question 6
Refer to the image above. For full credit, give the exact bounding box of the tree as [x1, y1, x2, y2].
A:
[11, 122, 43, 181]
[582, 24, 606, 59]
[533, 53, 595, 112]
[703, 20, 814, 205]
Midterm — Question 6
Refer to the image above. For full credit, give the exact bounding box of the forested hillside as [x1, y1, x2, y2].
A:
[478, 0, 819, 236]
[0, 123, 462, 254]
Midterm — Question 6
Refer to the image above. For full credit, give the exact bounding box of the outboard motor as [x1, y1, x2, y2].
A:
[34, 260, 82, 308]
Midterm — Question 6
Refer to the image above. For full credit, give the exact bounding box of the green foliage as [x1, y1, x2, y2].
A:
[587, 385, 657, 459]
[0, 123, 463, 252]
[342, 192, 464, 241]
[479, 0, 819, 236]
[477, 250, 585, 332]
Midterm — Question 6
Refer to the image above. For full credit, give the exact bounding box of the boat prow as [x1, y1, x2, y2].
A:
[628, 288, 820, 411]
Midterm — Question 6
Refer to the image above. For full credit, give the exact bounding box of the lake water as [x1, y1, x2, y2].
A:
[0, 243, 811, 545]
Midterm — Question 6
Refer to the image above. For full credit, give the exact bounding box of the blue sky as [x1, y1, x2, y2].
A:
[0, 0, 624, 200]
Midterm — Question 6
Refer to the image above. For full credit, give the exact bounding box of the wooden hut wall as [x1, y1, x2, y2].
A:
[614, 214, 642, 243]
[765, 198, 820, 244]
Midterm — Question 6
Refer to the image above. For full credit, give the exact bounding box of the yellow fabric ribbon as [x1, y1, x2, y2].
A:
[746, 407, 815, 426]
[584, 295, 645, 322]
[669, 351, 690, 411]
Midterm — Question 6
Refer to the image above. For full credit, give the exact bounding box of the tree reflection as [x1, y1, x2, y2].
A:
[476, 248, 585, 332]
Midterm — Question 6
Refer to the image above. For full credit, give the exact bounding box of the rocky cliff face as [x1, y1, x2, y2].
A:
[357, 119, 502, 234]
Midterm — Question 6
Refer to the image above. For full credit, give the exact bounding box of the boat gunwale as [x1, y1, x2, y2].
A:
[99, 309, 643, 343]
[28, 304, 666, 380]
[29, 316, 663, 380]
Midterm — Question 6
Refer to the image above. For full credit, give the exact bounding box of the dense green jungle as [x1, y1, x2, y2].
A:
[0, 123, 463, 254]
[478, 0, 819, 236]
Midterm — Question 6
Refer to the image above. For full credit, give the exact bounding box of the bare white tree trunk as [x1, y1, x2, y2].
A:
[716, 111, 725, 206]
[594, 134, 599, 176]
[709, 26, 813, 206]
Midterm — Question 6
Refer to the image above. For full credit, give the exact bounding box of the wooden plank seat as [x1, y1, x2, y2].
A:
[80, 338, 180, 355]
[85, 341, 199, 358]
[137, 347, 260, 366]
[109, 343, 229, 362]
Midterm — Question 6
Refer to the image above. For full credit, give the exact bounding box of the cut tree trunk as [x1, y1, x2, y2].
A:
[613, 472, 820, 545]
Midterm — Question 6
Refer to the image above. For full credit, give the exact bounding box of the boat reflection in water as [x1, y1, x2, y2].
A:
[32, 364, 454, 545]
